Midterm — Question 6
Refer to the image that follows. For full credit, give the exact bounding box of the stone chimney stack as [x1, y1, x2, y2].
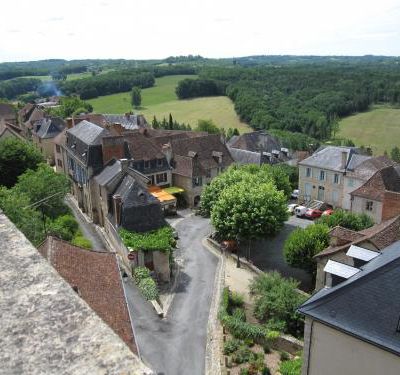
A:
[112, 194, 122, 227]
[66, 118, 73, 129]
[162, 143, 172, 164]
[112, 123, 124, 135]
[120, 158, 130, 172]
[341, 151, 348, 170]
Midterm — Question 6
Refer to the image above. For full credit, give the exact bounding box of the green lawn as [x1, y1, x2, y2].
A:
[338, 105, 400, 155]
[88, 75, 251, 133]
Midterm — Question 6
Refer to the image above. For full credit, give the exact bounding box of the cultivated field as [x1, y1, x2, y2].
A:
[338, 105, 400, 155]
[88, 75, 251, 133]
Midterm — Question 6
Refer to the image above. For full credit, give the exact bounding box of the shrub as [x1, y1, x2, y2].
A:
[317, 209, 374, 231]
[279, 358, 302, 375]
[133, 266, 151, 283]
[232, 346, 252, 364]
[280, 351, 290, 361]
[48, 214, 79, 241]
[71, 232, 92, 249]
[230, 291, 245, 308]
[283, 224, 330, 274]
[250, 272, 306, 337]
[223, 338, 241, 355]
[232, 307, 246, 322]
[137, 277, 159, 301]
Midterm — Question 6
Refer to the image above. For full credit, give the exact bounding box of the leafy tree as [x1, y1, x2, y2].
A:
[284, 224, 330, 274]
[317, 209, 374, 231]
[391, 146, 400, 162]
[50, 96, 93, 118]
[0, 187, 45, 245]
[211, 181, 288, 240]
[0, 138, 43, 188]
[14, 164, 70, 218]
[48, 214, 79, 241]
[131, 86, 142, 108]
[250, 271, 306, 337]
[168, 113, 173, 129]
[196, 119, 220, 134]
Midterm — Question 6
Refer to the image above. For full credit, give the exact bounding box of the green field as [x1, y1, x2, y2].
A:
[338, 105, 400, 155]
[88, 75, 251, 133]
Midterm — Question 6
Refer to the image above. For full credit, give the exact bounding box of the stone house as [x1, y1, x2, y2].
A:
[298, 146, 364, 206]
[0, 103, 17, 126]
[350, 165, 400, 223]
[299, 240, 400, 375]
[0, 121, 24, 141]
[17, 103, 45, 139]
[93, 159, 170, 282]
[53, 129, 68, 173]
[313, 215, 400, 291]
[32, 117, 65, 164]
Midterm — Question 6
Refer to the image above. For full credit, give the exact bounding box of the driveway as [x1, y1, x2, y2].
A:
[124, 212, 218, 375]
[247, 215, 314, 291]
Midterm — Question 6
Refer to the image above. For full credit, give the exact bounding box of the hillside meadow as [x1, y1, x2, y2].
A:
[88, 75, 251, 133]
[338, 105, 400, 155]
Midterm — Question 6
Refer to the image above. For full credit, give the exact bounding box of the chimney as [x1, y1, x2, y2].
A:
[112, 122, 124, 135]
[66, 118, 73, 129]
[162, 143, 172, 164]
[120, 158, 130, 171]
[125, 112, 131, 119]
[341, 151, 348, 170]
[281, 147, 289, 157]
[113, 194, 122, 227]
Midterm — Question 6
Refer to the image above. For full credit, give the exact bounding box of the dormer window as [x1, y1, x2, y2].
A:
[144, 160, 150, 169]
[157, 158, 163, 167]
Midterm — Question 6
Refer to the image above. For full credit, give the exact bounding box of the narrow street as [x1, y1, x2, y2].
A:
[67, 200, 219, 375]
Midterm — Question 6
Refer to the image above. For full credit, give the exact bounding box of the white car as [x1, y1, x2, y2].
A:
[291, 189, 299, 199]
[287, 203, 298, 214]
[295, 205, 307, 217]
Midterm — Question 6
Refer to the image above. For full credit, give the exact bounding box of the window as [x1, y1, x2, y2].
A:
[332, 190, 339, 203]
[206, 169, 211, 178]
[348, 178, 354, 187]
[334, 174, 340, 184]
[56, 145, 61, 153]
[306, 167, 311, 177]
[144, 160, 150, 169]
[366, 201, 373, 211]
[156, 173, 167, 184]
[157, 158, 163, 167]
[57, 159, 63, 167]
[319, 170, 325, 181]
[192, 177, 203, 187]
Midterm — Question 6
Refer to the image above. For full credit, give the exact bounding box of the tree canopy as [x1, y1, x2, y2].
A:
[317, 209, 374, 231]
[0, 138, 43, 188]
[131, 86, 142, 108]
[196, 119, 220, 134]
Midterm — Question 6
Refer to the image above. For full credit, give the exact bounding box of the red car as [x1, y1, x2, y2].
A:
[305, 208, 323, 219]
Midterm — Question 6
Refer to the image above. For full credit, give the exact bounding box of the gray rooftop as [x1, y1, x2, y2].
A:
[0, 211, 152, 375]
[299, 240, 400, 356]
[300, 146, 358, 171]
[94, 159, 122, 186]
[34, 117, 65, 139]
[103, 114, 147, 130]
[67, 120, 108, 145]
[228, 147, 262, 165]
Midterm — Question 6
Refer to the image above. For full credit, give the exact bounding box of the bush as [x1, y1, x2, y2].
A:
[133, 266, 151, 283]
[250, 272, 306, 338]
[280, 351, 290, 361]
[48, 214, 78, 241]
[71, 231, 92, 249]
[230, 291, 245, 308]
[137, 277, 159, 301]
[317, 209, 374, 231]
[232, 308, 246, 322]
[283, 224, 330, 274]
[223, 338, 241, 355]
[232, 346, 252, 364]
[279, 358, 302, 375]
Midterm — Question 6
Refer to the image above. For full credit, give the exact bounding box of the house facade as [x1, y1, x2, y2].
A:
[299, 240, 400, 375]
[17, 104, 45, 139]
[0, 103, 17, 126]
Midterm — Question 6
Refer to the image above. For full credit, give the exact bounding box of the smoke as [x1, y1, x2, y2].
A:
[37, 81, 63, 97]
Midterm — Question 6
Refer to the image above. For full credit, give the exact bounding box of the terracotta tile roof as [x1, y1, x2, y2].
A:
[38, 237, 138, 355]
[124, 132, 165, 160]
[329, 226, 366, 246]
[351, 166, 400, 201]
[315, 216, 400, 259]
[346, 155, 396, 180]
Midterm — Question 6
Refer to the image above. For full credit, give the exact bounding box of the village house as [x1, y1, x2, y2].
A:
[0, 121, 24, 141]
[299, 239, 400, 375]
[313, 215, 400, 291]
[0, 211, 152, 374]
[227, 130, 291, 166]
[350, 165, 400, 223]
[17, 103, 45, 139]
[31, 116, 65, 164]
[53, 128, 67, 173]
[0, 103, 17, 126]
[38, 236, 139, 354]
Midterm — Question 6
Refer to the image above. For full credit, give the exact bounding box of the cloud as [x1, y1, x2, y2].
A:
[8, 29, 20, 33]
[214, 17, 230, 23]
[45, 16, 64, 22]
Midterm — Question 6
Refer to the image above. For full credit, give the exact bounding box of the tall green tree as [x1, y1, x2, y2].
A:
[391, 146, 400, 162]
[131, 86, 142, 108]
[14, 164, 70, 218]
[196, 119, 220, 134]
[0, 138, 43, 188]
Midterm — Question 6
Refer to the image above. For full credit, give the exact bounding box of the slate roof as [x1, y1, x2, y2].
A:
[33, 117, 65, 139]
[299, 240, 400, 356]
[94, 158, 123, 187]
[38, 236, 138, 355]
[0, 211, 151, 374]
[299, 146, 359, 171]
[0, 103, 15, 119]
[67, 120, 109, 145]
[228, 147, 262, 165]
[347, 155, 396, 180]
[171, 134, 234, 177]
[103, 114, 148, 130]
[25, 107, 45, 127]
[17, 103, 35, 121]
[315, 215, 400, 259]
[351, 166, 400, 201]
[227, 131, 282, 153]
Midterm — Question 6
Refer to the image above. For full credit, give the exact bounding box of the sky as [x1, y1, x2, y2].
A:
[1, 0, 400, 62]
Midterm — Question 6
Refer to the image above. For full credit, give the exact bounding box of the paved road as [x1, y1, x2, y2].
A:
[125, 213, 218, 375]
[65, 197, 107, 250]
[248, 215, 314, 291]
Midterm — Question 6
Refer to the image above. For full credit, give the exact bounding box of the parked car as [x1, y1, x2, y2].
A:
[322, 209, 334, 216]
[305, 208, 323, 219]
[291, 189, 299, 199]
[295, 205, 307, 217]
[288, 203, 299, 214]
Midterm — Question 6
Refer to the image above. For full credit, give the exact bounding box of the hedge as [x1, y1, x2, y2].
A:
[279, 358, 302, 375]
[137, 277, 159, 301]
